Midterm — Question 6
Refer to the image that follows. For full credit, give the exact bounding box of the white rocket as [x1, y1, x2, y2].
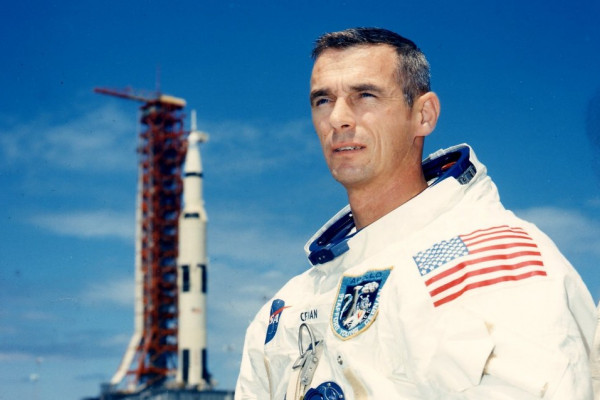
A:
[176, 110, 211, 389]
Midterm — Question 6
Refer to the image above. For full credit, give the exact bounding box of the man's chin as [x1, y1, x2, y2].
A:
[331, 169, 371, 189]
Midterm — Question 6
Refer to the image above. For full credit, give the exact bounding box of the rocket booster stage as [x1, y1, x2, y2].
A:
[176, 111, 211, 388]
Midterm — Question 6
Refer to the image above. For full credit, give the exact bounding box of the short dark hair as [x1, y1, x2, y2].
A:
[312, 27, 430, 107]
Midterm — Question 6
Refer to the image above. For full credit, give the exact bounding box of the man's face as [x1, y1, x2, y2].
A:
[310, 44, 421, 191]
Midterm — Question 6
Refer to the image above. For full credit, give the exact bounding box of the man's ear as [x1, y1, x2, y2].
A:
[414, 92, 440, 137]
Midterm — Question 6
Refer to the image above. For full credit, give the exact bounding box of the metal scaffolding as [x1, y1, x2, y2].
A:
[95, 88, 187, 390]
[136, 98, 186, 387]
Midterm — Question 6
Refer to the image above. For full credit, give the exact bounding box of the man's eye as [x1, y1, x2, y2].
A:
[359, 92, 375, 98]
[314, 98, 330, 106]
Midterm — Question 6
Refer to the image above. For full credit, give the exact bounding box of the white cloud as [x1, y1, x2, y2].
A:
[208, 206, 309, 266]
[82, 277, 134, 307]
[0, 109, 318, 177]
[515, 206, 600, 256]
[210, 223, 304, 267]
[0, 103, 136, 173]
[209, 259, 290, 321]
[21, 311, 57, 322]
[199, 118, 319, 176]
[31, 210, 134, 240]
[0, 352, 33, 362]
[587, 196, 600, 208]
[99, 333, 132, 348]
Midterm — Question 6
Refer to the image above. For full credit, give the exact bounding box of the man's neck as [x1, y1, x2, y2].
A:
[347, 173, 428, 230]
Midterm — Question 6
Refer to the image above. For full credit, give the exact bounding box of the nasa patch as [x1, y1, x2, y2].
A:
[265, 299, 288, 344]
[332, 268, 392, 339]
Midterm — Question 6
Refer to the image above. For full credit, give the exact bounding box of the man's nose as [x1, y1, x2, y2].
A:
[329, 98, 355, 131]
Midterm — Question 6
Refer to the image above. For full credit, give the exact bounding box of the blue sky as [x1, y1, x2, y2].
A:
[1, 1, 599, 399]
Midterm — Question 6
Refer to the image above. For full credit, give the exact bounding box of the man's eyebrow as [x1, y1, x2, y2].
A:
[350, 83, 384, 93]
[309, 84, 384, 104]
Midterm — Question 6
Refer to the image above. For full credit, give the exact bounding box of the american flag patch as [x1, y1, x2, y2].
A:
[413, 225, 546, 307]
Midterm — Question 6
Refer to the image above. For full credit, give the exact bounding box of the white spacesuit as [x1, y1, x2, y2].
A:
[235, 144, 597, 399]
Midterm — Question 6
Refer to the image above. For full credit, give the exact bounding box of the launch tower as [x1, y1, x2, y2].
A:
[92, 88, 228, 399]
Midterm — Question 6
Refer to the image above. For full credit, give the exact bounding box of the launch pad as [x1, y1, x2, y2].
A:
[90, 386, 234, 400]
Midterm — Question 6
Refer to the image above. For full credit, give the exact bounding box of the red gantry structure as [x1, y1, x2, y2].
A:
[95, 87, 187, 391]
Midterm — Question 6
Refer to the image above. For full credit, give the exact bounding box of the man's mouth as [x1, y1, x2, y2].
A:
[334, 146, 364, 152]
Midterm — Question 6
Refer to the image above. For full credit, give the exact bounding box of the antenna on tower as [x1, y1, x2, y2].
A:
[155, 65, 162, 94]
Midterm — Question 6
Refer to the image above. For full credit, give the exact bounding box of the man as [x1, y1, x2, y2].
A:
[236, 27, 597, 399]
